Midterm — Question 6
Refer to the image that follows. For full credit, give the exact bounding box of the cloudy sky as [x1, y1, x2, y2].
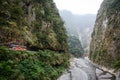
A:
[53, 0, 103, 14]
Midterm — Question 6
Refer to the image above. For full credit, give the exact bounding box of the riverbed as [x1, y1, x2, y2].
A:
[57, 58, 116, 80]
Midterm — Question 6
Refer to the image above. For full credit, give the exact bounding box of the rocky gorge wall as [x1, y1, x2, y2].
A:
[0, 0, 67, 52]
[90, 0, 120, 72]
[0, 0, 69, 80]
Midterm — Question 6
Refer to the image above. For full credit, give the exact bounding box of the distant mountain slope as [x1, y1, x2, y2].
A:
[59, 10, 96, 52]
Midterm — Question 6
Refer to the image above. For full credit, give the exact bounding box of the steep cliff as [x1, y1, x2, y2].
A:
[0, 0, 69, 80]
[90, 0, 120, 70]
[0, 0, 67, 52]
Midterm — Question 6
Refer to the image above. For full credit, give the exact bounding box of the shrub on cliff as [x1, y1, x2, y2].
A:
[0, 47, 69, 80]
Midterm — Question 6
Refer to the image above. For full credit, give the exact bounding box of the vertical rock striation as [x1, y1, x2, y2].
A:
[90, 0, 120, 71]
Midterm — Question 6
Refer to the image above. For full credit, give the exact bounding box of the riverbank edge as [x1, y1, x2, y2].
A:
[91, 61, 120, 80]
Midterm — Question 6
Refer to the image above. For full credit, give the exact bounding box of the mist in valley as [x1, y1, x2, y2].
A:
[59, 10, 96, 52]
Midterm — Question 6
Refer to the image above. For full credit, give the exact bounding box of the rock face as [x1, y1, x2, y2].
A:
[90, 0, 120, 70]
[0, 0, 67, 52]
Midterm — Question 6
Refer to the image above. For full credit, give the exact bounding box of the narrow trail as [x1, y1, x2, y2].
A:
[57, 58, 116, 80]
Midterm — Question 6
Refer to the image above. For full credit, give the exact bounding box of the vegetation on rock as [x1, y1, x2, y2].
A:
[0, 0, 67, 52]
[67, 36, 84, 57]
[90, 0, 120, 70]
[0, 0, 69, 79]
[0, 47, 69, 80]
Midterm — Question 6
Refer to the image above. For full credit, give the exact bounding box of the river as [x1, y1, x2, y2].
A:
[57, 57, 117, 80]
